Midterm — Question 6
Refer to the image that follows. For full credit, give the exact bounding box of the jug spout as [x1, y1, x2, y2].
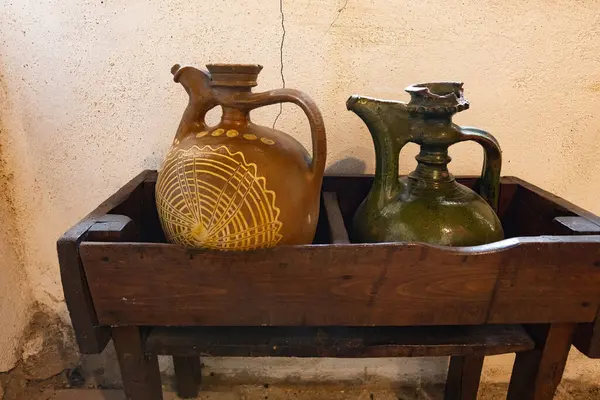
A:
[346, 95, 411, 205]
[171, 64, 217, 140]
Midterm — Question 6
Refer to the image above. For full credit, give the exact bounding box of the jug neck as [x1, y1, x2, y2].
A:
[410, 145, 453, 184]
[408, 115, 457, 184]
[207, 64, 261, 127]
[214, 88, 252, 127]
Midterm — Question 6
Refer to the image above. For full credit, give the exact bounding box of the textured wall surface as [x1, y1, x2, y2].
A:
[1, 0, 600, 381]
[0, 64, 33, 371]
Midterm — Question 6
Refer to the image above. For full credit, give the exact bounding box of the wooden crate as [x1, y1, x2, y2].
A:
[57, 171, 600, 358]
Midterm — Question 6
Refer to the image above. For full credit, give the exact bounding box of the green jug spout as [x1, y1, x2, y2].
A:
[346, 95, 412, 207]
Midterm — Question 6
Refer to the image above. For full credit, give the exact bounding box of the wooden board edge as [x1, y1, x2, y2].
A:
[57, 231, 111, 353]
[322, 192, 350, 244]
[57, 211, 140, 354]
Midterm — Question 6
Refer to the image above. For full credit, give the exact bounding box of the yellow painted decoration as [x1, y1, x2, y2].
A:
[260, 137, 275, 145]
[156, 145, 283, 250]
[243, 133, 257, 140]
[226, 129, 239, 138]
[211, 128, 225, 136]
[196, 131, 209, 138]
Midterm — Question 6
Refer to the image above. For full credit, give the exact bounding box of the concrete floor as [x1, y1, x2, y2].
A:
[21, 380, 600, 400]
[5, 350, 600, 399]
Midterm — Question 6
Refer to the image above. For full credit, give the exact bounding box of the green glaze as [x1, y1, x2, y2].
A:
[347, 82, 504, 246]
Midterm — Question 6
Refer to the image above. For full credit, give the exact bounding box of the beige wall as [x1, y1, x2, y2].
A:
[0, 66, 33, 371]
[1, 0, 600, 380]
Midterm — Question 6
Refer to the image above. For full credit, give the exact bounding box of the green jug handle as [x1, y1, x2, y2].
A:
[457, 126, 502, 212]
[219, 89, 327, 180]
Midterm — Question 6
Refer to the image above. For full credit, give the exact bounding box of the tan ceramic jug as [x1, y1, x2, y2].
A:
[156, 63, 327, 250]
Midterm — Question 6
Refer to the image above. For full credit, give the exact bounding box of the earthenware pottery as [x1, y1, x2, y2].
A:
[347, 82, 504, 246]
[156, 63, 326, 250]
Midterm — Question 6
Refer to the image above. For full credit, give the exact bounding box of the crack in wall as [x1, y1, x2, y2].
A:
[272, 0, 286, 129]
[327, 0, 350, 32]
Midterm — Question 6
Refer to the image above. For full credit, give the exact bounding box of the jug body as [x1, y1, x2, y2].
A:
[156, 64, 326, 250]
[352, 176, 504, 246]
[348, 82, 504, 247]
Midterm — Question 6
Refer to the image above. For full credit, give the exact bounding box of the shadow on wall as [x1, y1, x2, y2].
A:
[325, 154, 367, 176]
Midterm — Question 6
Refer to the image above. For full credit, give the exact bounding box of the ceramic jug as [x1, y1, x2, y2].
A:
[156, 63, 326, 250]
[347, 82, 504, 246]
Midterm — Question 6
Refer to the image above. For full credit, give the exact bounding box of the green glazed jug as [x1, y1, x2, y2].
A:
[347, 82, 504, 246]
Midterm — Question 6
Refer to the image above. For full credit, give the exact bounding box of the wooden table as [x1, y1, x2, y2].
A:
[58, 171, 600, 399]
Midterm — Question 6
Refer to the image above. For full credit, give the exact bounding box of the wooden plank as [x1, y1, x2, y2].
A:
[505, 176, 600, 225]
[57, 235, 111, 354]
[112, 327, 163, 400]
[487, 237, 600, 324]
[172, 356, 201, 399]
[501, 186, 576, 238]
[81, 241, 504, 327]
[145, 325, 533, 358]
[322, 192, 350, 244]
[81, 236, 600, 327]
[57, 171, 150, 353]
[86, 214, 139, 242]
[503, 179, 600, 359]
[443, 355, 484, 400]
[507, 323, 576, 400]
[553, 216, 600, 235]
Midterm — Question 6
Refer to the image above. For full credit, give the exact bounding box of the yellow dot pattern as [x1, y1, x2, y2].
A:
[193, 129, 275, 145]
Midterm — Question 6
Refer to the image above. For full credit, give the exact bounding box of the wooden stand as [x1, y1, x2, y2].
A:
[58, 171, 600, 399]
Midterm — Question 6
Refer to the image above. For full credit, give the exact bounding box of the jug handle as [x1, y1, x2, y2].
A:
[219, 88, 327, 180]
[457, 126, 502, 212]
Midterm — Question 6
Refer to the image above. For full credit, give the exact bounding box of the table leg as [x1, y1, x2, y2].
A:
[113, 326, 163, 400]
[443, 355, 484, 400]
[173, 356, 202, 398]
[507, 323, 575, 400]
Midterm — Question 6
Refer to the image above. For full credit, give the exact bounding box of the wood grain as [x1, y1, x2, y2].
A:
[81, 235, 600, 327]
[507, 323, 576, 400]
[487, 237, 600, 324]
[81, 241, 502, 327]
[145, 325, 534, 358]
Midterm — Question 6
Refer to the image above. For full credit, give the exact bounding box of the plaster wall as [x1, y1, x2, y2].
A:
[0, 66, 33, 372]
[1, 0, 600, 383]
